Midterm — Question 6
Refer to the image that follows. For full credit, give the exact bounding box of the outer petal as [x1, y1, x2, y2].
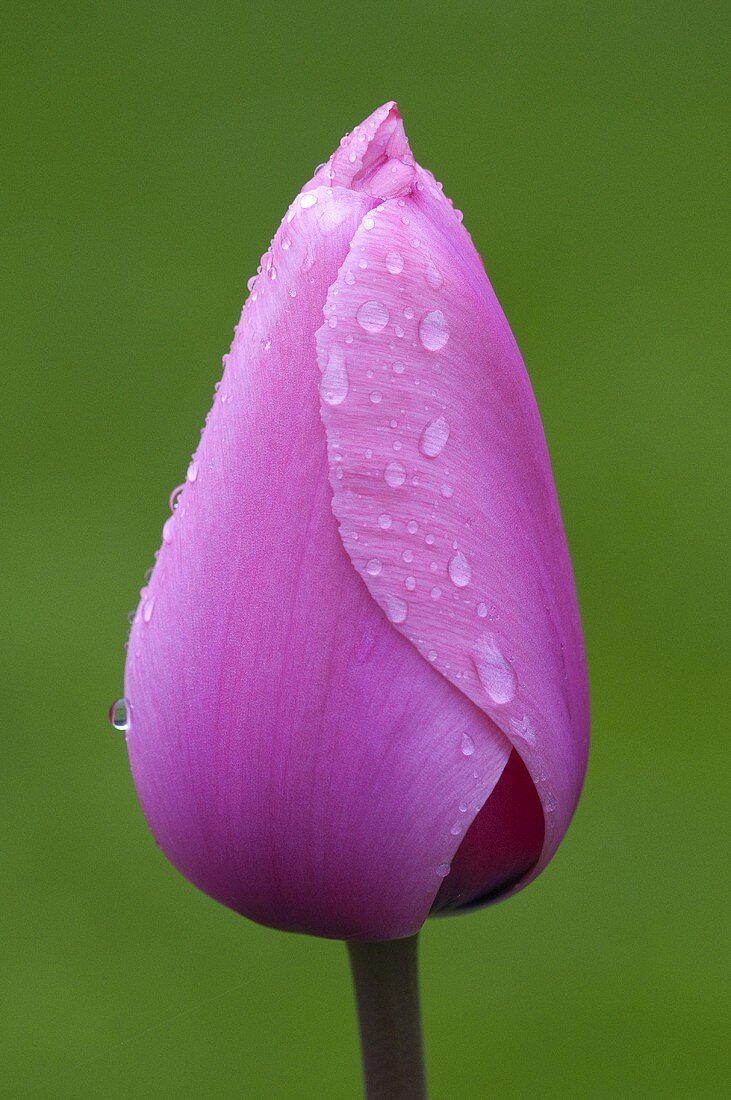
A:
[124, 106, 512, 940]
[316, 166, 588, 907]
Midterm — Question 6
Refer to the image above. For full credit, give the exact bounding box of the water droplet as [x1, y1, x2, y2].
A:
[345, 270, 356, 286]
[476, 602, 488, 618]
[428, 649, 438, 662]
[142, 597, 155, 623]
[430, 586, 442, 600]
[459, 801, 468, 813]
[461, 732, 475, 756]
[419, 310, 449, 351]
[404, 576, 416, 591]
[448, 551, 472, 588]
[320, 346, 348, 406]
[511, 715, 536, 746]
[363, 216, 375, 230]
[108, 698, 130, 731]
[402, 549, 414, 563]
[436, 862, 451, 878]
[419, 416, 450, 457]
[357, 300, 389, 333]
[366, 558, 382, 576]
[425, 263, 443, 290]
[385, 594, 408, 624]
[450, 822, 463, 836]
[300, 192, 317, 209]
[377, 513, 392, 530]
[370, 391, 383, 404]
[168, 484, 185, 512]
[186, 460, 198, 483]
[261, 338, 271, 352]
[162, 517, 174, 544]
[386, 251, 404, 274]
[384, 461, 406, 487]
[441, 484, 453, 498]
[281, 236, 292, 251]
[406, 521, 418, 534]
[425, 533, 435, 546]
[474, 635, 517, 704]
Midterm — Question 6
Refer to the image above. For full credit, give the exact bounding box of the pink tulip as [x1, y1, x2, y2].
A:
[122, 102, 588, 944]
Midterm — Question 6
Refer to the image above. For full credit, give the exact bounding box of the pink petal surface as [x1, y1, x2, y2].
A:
[316, 161, 588, 900]
[123, 105, 530, 941]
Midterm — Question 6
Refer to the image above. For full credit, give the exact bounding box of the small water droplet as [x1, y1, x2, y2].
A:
[427, 649, 438, 662]
[406, 521, 418, 534]
[186, 460, 198, 483]
[385, 594, 408, 623]
[419, 310, 449, 351]
[441, 484, 453, 498]
[461, 732, 475, 756]
[320, 346, 349, 406]
[436, 862, 451, 878]
[459, 801, 468, 813]
[430, 586, 442, 600]
[404, 576, 416, 591]
[476, 602, 488, 618]
[448, 551, 472, 588]
[386, 251, 404, 274]
[402, 549, 414, 563]
[357, 300, 389, 334]
[474, 635, 517, 704]
[377, 513, 392, 529]
[366, 558, 382, 576]
[384, 461, 406, 487]
[345, 270, 356, 285]
[370, 391, 383, 404]
[168, 484, 185, 512]
[392, 361, 405, 374]
[450, 822, 463, 836]
[425, 533, 435, 546]
[162, 517, 174, 544]
[419, 416, 450, 458]
[108, 698, 130, 731]
[142, 597, 155, 623]
[300, 192, 317, 209]
[261, 338, 271, 352]
[281, 236, 292, 251]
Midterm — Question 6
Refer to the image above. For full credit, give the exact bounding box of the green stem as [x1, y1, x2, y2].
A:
[347, 934, 427, 1100]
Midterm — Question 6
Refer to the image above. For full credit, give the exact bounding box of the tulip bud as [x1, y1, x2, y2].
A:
[122, 102, 588, 941]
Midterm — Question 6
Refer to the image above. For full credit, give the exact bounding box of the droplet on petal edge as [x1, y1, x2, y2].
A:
[108, 698, 129, 731]
[474, 634, 517, 705]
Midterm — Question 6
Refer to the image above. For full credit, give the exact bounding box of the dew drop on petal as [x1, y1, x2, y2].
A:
[419, 310, 449, 351]
[108, 698, 130, 731]
[142, 597, 155, 623]
[476, 602, 488, 618]
[320, 346, 349, 406]
[186, 460, 198, 483]
[425, 263, 443, 290]
[436, 862, 451, 878]
[392, 361, 405, 374]
[386, 251, 404, 274]
[461, 732, 475, 757]
[370, 391, 383, 404]
[385, 594, 408, 624]
[448, 551, 472, 588]
[377, 513, 392, 530]
[384, 461, 406, 487]
[419, 416, 450, 457]
[162, 517, 174, 545]
[450, 823, 463, 836]
[300, 192, 317, 209]
[474, 634, 518, 704]
[366, 558, 382, 576]
[357, 300, 389, 333]
[404, 576, 416, 591]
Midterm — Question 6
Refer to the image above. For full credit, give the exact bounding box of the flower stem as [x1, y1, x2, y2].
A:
[347, 934, 427, 1100]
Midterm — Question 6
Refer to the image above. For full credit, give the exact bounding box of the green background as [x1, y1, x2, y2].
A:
[2, 1, 728, 1096]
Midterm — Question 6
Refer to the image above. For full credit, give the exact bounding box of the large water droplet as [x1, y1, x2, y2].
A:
[109, 698, 130, 731]
[419, 310, 449, 351]
[419, 416, 450, 458]
[386, 251, 404, 274]
[461, 732, 475, 756]
[320, 346, 348, 406]
[385, 594, 408, 623]
[474, 634, 517, 704]
[448, 551, 472, 588]
[384, 461, 406, 487]
[357, 300, 389, 333]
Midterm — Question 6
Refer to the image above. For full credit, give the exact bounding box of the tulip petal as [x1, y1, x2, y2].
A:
[125, 108, 515, 939]
[316, 166, 588, 903]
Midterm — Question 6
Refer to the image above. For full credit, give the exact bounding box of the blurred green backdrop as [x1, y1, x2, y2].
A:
[1, 1, 728, 1096]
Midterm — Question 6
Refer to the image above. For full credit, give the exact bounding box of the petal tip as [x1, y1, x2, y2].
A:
[328, 101, 416, 200]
